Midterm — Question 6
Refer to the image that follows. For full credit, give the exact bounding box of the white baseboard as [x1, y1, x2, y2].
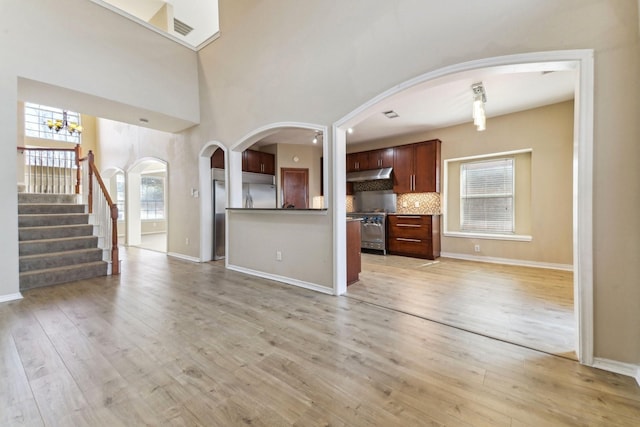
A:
[227, 264, 335, 295]
[592, 358, 640, 387]
[440, 252, 573, 271]
[0, 293, 23, 304]
[167, 252, 201, 263]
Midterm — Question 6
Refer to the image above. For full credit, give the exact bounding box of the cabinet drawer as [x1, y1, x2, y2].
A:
[388, 215, 429, 226]
[388, 237, 431, 258]
[389, 223, 430, 239]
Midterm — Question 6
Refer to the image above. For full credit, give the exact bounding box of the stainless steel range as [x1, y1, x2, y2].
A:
[349, 212, 388, 253]
[350, 190, 397, 254]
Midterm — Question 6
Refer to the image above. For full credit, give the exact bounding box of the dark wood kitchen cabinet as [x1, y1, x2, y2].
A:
[243, 149, 275, 175]
[346, 151, 370, 172]
[393, 139, 441, 193]
[388, 214, 440, 260]
[210, 147, 225, 169]
[368, 147, 394, 169]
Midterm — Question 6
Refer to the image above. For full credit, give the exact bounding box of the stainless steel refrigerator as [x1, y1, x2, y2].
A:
[212, 180, 226, 260]
[242, 183, 277, 208]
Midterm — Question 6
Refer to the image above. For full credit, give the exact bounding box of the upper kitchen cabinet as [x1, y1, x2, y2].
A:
[393, 139, 441, 193]
[346, 151, 370, 172]
[243, 149, 275, 175]
[211, 147, 225, 169]
[368, 148, 394, 169]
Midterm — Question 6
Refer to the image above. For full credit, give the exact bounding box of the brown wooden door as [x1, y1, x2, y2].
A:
[393, 144, 414, 193]
[281, 168, 309, 209]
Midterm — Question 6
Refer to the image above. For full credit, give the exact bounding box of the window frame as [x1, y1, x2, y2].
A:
[24, 103, 82, 144]
[460, 157, 515, 235]
[140, 174, 165, 220]
[442, 149, 532, 242]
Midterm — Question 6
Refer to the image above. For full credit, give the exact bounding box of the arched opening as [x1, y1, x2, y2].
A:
[333, 50, 594, 364]
[127, 158, 168, 253]
[198, 141, 227, 263]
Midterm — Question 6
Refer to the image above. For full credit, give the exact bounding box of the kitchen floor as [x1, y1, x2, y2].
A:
[347, 254, 575, 359]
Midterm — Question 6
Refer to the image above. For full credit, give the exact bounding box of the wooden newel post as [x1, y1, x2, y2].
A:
[87, 150, 94, 214]
[74, 145, 82, 194]
[110, 204, 120, 275]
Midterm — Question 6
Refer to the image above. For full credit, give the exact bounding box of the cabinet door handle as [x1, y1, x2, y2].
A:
[397, 224, 421, 227]
[397, 237, 421, 243]
[398, 216, 421, 219]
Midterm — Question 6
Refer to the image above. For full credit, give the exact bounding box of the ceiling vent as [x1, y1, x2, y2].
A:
[173, 18, 194, 36]
[382, 110, 399, 119]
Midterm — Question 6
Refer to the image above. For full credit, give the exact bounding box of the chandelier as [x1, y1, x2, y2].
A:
[46, 110, 83, 135]
[471, 82, 487, 131]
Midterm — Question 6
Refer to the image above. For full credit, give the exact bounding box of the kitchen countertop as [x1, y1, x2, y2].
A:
[388, 212, 441, 215]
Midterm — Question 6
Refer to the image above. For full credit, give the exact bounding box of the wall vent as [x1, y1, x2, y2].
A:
[173, 18, 194, 36]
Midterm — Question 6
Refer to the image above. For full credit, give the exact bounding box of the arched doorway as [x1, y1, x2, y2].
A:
[127, 158, 168, 253]
[333, 50, 594, 364]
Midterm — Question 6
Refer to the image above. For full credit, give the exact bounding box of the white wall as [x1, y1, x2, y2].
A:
[1, 0, 199, 298]
[194, 0, 640, 364]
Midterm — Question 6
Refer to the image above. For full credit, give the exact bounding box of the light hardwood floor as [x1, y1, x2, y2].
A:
[2, 248, 639, 426]
[348, 254, 575, 359]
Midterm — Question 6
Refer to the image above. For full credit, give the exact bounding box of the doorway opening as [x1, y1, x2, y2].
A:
[126, 158, 168, 253]
[333, 50, 594, 364]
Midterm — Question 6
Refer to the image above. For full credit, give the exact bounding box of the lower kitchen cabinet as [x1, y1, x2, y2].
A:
[346, 219, 362, 285]
[388, 214, 440, 260]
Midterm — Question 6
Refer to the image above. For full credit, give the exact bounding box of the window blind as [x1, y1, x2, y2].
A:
[460, 158, 514, 233]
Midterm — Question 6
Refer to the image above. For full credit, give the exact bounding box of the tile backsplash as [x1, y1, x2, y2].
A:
[346, 192, 440, 214]
[346, 195, 355, 213]
[396, 192, 441, 214]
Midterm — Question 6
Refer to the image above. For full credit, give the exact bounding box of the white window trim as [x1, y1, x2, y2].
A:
[443, 148, 532, 241]
[24, 102, 82, 144]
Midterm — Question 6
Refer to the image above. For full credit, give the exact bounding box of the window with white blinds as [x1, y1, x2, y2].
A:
[460, 158, 514, 233]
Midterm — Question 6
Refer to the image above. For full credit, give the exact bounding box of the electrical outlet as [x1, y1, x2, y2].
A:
[414, 201, 420, 207]
[402, 201, 408, 207]
[474, 244, 480, 252]
[276, 250, 282, 261]
[186, 237, 190, 245]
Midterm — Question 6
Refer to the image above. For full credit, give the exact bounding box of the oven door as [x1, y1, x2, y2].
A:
[361, 220, 385, 250]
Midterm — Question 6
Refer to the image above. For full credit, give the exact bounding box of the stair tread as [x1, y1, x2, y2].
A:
[19, 213, 88, 216]
[19, 224, 93, 230]
[19, 261, 107, 277]
[18, 202, 82, 205]
[20, 248, 102, 260]
[19, 235, 97, 244]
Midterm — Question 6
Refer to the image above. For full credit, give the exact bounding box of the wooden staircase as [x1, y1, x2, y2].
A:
[18, 193, 108, 291]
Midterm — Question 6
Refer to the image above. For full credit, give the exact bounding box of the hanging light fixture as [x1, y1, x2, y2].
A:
[46, 110, 83, 135]
[471, 82, 487, 131]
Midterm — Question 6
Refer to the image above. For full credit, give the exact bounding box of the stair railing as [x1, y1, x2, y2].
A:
[17, 145, 81, 194]
[79, 150, 120, 275]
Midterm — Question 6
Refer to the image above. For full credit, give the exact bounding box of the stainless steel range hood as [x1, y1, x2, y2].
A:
[346, 167, 393, 182]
